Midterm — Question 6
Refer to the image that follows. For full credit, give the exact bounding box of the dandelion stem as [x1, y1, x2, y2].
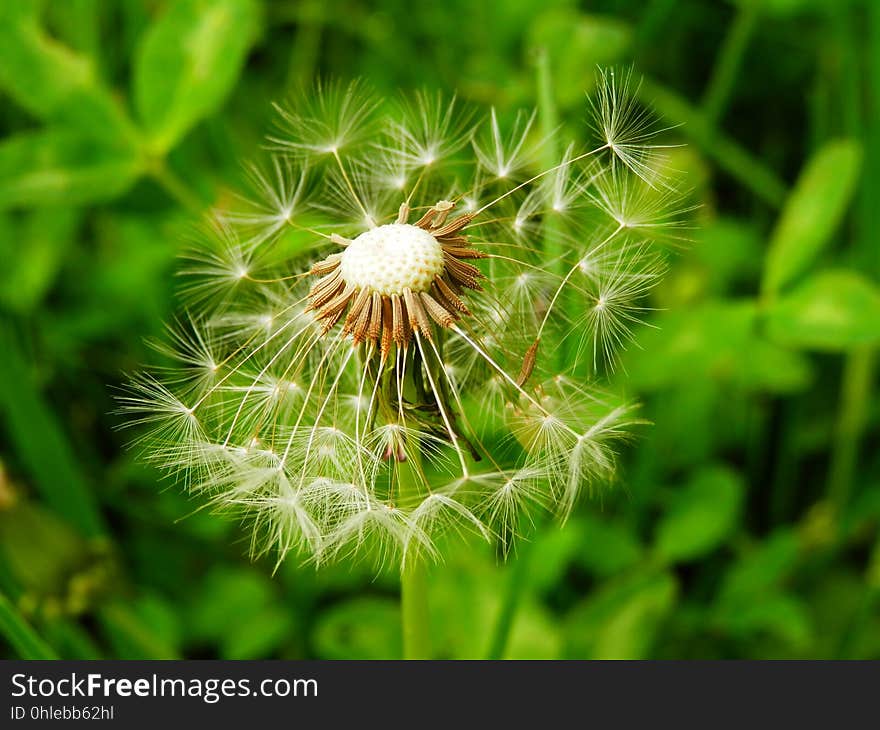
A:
[398, 439, 431, 660]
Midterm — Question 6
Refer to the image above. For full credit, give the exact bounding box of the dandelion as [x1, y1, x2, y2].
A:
[120, 69, 687, 657]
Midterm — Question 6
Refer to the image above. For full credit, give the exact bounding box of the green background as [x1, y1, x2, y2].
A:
[1, 0, 879, 659]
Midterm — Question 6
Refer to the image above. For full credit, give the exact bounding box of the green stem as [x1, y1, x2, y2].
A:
[639, 79, 787, 207]
[535, 47, 566, 369]
[826, 2, 877, 523]
[149, 161, 205, 215]
[837, 531, 880, 658]
[536, 50, 559, 178]
[826, 347, 876, 518]
[486, 541, 531, 659]
[0, 591, 57, 659]
[701, 4, 758, 127]
[397, 445, 430, 659]
[286, 0, 323, 88]
[536, 47, 560, 260]
[632, 0, 678, 58]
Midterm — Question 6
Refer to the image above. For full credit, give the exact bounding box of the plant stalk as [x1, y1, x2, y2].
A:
[827, 347, 876, 518]
[486, 538, 530, 659]
[149, 161, 205, 215]
[397, 441, 431, 659]
[701, 4, 758, 127]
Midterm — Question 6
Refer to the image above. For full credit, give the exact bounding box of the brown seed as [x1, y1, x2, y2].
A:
[396, 202, 410, 224]
[415, 208, 438, 228]
[432, 279, 470, 315]
[380, 297, 394, 358]
[441, 244, 486, 260]
[351, 292, 373, 343]
[318, 282, 355, 320]
[429, 200, 455, 227]
[309, 269, 343, 308]
[368, 292, 383, 341]
[404, 288, 432, 339]
[431, 213, 474, 237]
[516, 338, 541, 387]
[391, 294, 406, 344]
[443, 253, 483, 289]
[310, 255, 341, 276]
[343, 287, 371, 334]
[420, 291, 456, 327]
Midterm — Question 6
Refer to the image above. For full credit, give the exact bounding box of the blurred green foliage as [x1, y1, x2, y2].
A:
[1, 0, 879, 659]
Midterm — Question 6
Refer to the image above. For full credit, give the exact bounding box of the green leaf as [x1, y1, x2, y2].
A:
[639, 78, 788, 207]
[0, 327, 106, 537]
[624, 301, 813, 393]
[313, 597, 401, 660]
[0, 208, 79, 312]
[691, 218, 763, 294]
[0, 591, 57, 659]
[0, 501, 92, 596]
[762, 139, 862, 294]
[655, 465, 743, 563]
[713, 531, 810, 649]
[512, 516, 641, 594]
[0, 7, 137, 144]
[575, 514, 643, 577]
[134, 0, 261, 153]
[187, 567, 291, 659]
[564, 570, 677, 659]
[718, 593, 813, 650]
[717, 530, 801, 605]
[0, 129, 142, 209]
[526, 521, 586, 593]
[765, 270, 880, 350]
[222, 605, 292, 660]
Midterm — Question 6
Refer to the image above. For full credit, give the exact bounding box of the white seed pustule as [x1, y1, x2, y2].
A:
[308, 201, 483, 354]
[340, 224, 444, 296]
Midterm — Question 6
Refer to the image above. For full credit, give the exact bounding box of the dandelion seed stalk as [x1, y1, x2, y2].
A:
[398, 439, 431, 659]
[120, 72, 687, 628]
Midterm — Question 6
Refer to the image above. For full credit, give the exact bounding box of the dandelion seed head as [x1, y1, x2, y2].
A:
[121, 69, 689, 569]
